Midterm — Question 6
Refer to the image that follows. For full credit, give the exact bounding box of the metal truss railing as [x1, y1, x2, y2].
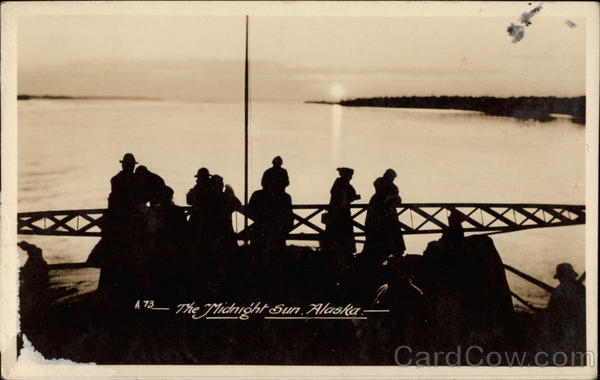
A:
[17, 203, 585, 239]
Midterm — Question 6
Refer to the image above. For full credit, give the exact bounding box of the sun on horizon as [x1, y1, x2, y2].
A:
[329, 83, 345, 102]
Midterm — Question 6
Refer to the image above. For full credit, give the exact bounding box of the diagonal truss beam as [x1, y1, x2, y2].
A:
[18, 209, 105, 237]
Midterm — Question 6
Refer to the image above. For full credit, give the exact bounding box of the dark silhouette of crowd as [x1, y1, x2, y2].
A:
[86, 153, 414, 303]
[66, 152, 589, 364]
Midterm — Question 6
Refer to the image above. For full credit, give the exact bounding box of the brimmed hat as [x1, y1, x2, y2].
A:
[120, 153, 138, 164]
[554, 263, 578, 279]
[336, 167, 354, 176]
[194, 167, 210, 178]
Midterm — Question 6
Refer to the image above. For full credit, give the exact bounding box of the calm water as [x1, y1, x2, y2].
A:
[17, 100, 586, 307]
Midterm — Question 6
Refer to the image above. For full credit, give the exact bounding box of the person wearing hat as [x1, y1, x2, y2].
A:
[186, 167, 211, 206]
[261, 155, 290, 195]
[545, 263, 586, 354]
[108, 153, 138, 211]
[186, 167, 215, 250]
[324, 167, 361, 260]
[91, 153, 139, 299]
[104, 152, 139, 235]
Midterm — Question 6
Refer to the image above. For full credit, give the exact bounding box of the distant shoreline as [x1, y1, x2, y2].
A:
[307, 96, 586, 125]
[17, 94, 162, 101]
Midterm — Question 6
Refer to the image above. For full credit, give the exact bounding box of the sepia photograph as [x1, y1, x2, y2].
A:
[1, 1, 598, 379]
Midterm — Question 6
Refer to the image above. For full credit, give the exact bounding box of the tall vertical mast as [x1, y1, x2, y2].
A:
[244, 15, 249, 244]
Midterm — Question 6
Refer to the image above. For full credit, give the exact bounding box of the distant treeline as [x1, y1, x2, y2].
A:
[17, 94, 161, 101]
[310, 96, 586, 124]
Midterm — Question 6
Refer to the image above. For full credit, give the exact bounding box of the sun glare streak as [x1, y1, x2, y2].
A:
[331, 104, 343, 164]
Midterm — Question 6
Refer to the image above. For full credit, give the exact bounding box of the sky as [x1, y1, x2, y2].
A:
[17, 12, 586, 101]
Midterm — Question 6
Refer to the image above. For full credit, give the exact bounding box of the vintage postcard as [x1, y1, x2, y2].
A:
[1, 1, 598, 379]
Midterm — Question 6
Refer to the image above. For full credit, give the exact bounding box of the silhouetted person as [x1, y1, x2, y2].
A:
[89, 153, 140, 301]
[207, 174, 241, 253]
[422, 210, 513, 350]
[107, 153, 138, 213]
[224, 184, 242, 216]
[18, 241, 50, 337]
[440, 209, 465, 248]
[134, 165, 166, 206]
[246, 159, 294, 253]
[18, 241, 49, 301]
[99, 152, 139, 245]
[261, 156, 289, 195]
[187, 168, 211, 219]
[130, 166, 168, 288]
[148, 186, 188, 298]
[359, 255, 426, 358]
[153, 186, 187, 253]
[220, 179, 243, 249]
[544, 263, 586, 355]
[246, 188, 293, 253]
[186, 168, 213, 249]
[363, 169, 405, 262]
[324, 167, 361, 264]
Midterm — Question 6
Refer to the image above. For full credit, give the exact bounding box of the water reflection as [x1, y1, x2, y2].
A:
[17, 99, 585, 305]
[331, 104, 343, 164]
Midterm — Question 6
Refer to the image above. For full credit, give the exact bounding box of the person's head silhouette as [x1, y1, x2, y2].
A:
[18, 241, 44, 260]
[211, 174, 224, 191]
[194, 168, 210, 183]
[120, 153, 137, 173]
[553, 263, 578, 282]
[448, 210, 464, 229]
[272, 156, 283, 168]
[383, 168, 397, 181]
[336, 167, 354, 180]
[135, 165, 149, 177]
